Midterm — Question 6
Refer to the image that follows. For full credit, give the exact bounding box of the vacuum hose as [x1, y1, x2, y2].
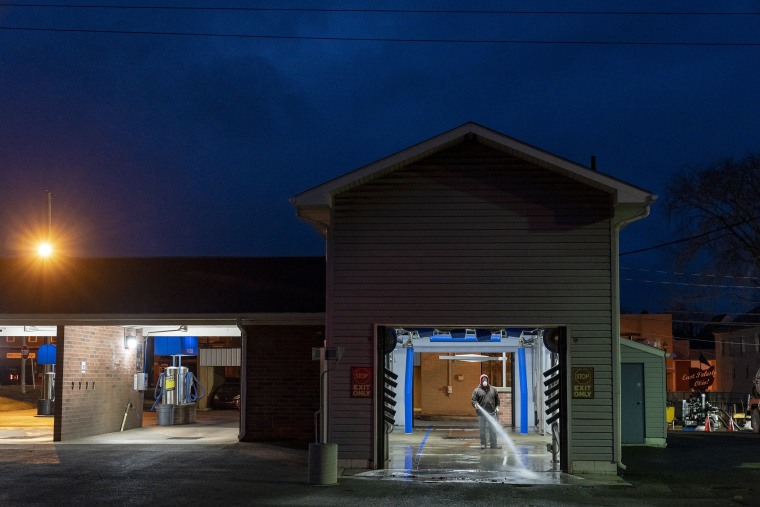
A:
[184, 372, 206, 403]
[151, 372, 165, 411]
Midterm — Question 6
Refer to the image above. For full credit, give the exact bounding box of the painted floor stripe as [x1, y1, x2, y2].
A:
[414, 426, 432, 467]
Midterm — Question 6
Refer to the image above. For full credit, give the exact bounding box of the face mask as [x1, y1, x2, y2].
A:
[482, 381, 488, 387]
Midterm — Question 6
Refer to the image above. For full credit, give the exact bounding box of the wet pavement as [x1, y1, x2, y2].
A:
[354, 420, 604, 486]
[1, 409, 759, 505]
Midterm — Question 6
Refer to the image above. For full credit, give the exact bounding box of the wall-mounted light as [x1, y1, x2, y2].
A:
[125, 335, 137, 350]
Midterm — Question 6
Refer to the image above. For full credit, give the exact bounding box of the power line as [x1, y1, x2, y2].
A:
[1, 4, 760, 16]
[621, 266, 760, 283]
[620, 215, 760, 256]
[1, 25, 759, 46]
[622, 277, 759, 290]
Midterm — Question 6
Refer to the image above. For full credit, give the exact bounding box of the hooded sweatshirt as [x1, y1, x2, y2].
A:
[471, 374, 499, 414]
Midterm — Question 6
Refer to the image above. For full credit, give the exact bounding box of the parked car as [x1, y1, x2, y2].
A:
[210, 383, 240, 410]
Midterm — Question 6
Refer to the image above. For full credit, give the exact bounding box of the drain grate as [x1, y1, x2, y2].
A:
[168, 436, 202, 440]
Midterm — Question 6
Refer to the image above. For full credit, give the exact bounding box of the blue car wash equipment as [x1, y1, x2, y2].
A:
[37, 344, 56, 416]
[153, 336, 206, 425]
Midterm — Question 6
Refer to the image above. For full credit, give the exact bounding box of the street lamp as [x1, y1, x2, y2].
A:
[37, 242, 53, 258]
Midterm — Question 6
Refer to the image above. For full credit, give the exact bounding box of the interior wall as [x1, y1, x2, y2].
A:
[54, 326, 142, 441]
[419, 353, 481, 417]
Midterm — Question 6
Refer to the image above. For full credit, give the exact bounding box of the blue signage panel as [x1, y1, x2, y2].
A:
[154, 336, 198, 356]
[37, 344, 56, 365]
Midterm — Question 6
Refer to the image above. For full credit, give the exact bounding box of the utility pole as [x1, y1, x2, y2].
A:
[25, 191, 54, 394]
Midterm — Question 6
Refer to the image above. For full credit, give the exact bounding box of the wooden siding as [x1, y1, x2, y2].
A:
[622, 342, 667, 442]
[326, 139, 616, 466]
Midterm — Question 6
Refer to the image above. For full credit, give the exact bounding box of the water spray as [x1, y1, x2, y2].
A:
[476, 404, 537, 478]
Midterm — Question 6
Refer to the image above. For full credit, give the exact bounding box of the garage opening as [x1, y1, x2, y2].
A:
[0, 325, 242, 444]
[375, 325, 568, 478]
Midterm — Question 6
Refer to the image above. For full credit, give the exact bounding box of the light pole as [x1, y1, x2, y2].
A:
[28, 191, 54, 397]
[36, 191, 53, 257]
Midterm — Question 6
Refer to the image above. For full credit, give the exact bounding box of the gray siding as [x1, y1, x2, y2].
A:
[327, 140, 615, 466]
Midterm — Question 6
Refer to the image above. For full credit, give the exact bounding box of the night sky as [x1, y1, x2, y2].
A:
[2, 2, 759, 312]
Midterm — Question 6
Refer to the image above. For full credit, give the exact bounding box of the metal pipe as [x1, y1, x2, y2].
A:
[236, 317, 247, 441]
[120, 402, 133, 431]
[518, 347, 528, 434]
[404, 347, 414, 434]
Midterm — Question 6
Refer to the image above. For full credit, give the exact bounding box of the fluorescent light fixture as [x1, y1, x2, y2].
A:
[438, 354, 490, 362]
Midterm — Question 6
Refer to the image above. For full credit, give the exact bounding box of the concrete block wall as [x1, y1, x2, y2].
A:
[242, 325, 324, 442]
[419, 353, 482, 416]
[54, 326, 142, 441]
[418, 353, 513, 426]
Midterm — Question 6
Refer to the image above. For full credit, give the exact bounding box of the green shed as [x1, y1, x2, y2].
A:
[621, 339, 667, 447]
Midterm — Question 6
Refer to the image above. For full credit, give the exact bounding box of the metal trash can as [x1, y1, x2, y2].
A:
[156, 404, 174, 426]
[37, 398, 54, 416]
[308, 443, 338, 485]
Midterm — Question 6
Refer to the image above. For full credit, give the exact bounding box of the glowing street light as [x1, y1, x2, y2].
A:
[37, 242, 53, 258]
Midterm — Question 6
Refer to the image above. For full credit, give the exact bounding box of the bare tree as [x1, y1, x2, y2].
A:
[666, 152, 760, 283]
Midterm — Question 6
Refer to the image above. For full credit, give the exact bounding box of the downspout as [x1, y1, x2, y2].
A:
[612, 198, 653, 471]
[236, 317, 247, 442]
[293, 201, 333, 444]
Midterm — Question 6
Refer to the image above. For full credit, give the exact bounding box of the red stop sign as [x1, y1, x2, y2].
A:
[20, 345, 30, 359]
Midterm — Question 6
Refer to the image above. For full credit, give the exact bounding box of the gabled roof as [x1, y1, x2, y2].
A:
[291, 122, 655, 230]
[621, 338, 666, 358]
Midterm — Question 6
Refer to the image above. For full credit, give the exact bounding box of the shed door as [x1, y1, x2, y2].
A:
[621, 363, 645, 444]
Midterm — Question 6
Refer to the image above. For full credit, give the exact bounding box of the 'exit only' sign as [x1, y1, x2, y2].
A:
[351, 367, 372, 398]
[571, 367, 594, 399]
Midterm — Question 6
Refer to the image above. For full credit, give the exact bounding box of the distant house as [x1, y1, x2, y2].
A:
[620, 314, 674, 389]
[714, 325, 760, 395]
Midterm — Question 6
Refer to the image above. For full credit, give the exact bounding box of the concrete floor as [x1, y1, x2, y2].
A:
[0, 409, 620, 485]
[0, 408, 240, 445]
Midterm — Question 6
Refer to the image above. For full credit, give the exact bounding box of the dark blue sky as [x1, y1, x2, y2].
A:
[2, 2, 759, 312]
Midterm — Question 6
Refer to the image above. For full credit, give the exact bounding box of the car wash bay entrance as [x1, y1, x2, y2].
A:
[374, 326, 568, 476]
[0, 324, 242, 443]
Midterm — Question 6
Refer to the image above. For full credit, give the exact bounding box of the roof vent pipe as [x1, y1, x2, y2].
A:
[590, 155, 597, 171]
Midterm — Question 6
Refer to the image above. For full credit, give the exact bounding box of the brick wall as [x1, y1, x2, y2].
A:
[242, 325, 324, 442]
[496, 388, 512, 427]
[419, 353, 482, 416]
[417, 353, 514, 426]
[54, 326, 142, 441]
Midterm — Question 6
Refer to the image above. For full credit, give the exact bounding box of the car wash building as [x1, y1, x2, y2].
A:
[0, 257, 325, 442]
[292, 122, 654, 474]
[1, 122, 654, 477]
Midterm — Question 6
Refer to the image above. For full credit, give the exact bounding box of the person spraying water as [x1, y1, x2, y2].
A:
[471, 374, 502, 449]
